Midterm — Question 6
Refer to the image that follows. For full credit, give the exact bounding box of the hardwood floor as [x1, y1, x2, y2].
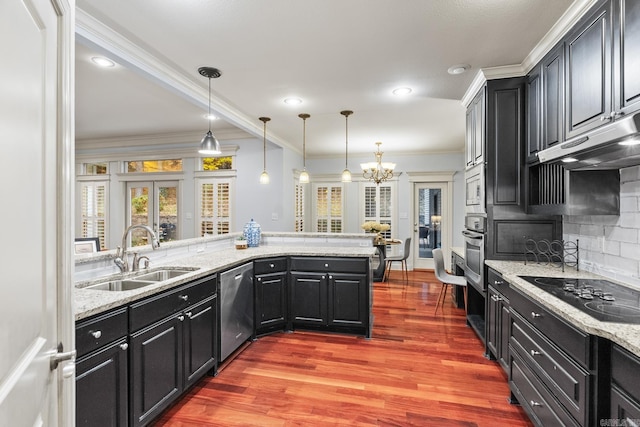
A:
[154, 270, 533, 426]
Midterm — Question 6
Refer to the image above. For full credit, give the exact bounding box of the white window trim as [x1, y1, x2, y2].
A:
[359, 180, 398, 238]
[195, 176, 235, 236]
[77, 180, 109, 249]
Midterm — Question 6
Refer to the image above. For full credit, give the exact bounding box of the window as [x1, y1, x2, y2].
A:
[294, 182, 305, 232]
[198, 178, 233, 236]
[82, 163, 107, 175]
[202, 156, 233, 170]
[313, 184, 343, 233]
[362, 182, 394, 240]
[127, 159, 183, 172]
[79, 181, 108, 250]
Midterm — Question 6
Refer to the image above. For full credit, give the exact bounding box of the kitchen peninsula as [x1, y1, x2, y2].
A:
[74, 232, 376, 427]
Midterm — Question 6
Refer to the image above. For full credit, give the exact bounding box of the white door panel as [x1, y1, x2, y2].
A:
[0, 0, 74, 425]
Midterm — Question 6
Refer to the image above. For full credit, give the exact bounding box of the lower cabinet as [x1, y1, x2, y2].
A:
[254, 257, 288, 336]
[508, 286, 599, 427]
[611, 344, 640, 424]
[486, 268, 511, 372]
[130, 293, 217, 427]
[289, 257, 370, 336]
[76, 307, 129, 427]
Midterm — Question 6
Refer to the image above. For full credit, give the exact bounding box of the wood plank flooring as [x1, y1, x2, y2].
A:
[154, 270, 533, 426]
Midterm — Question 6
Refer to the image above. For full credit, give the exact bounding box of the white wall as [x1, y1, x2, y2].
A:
[563, 165, 640, 285]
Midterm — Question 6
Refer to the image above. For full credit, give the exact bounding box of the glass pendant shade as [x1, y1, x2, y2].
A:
[299, 169, 310, 183]
[341, 168, 352, 182]
[259, 170, 270, 184]
[340, 110, 353, 183]
[298, 113, 310, 184]
[259, 116, 271, 184]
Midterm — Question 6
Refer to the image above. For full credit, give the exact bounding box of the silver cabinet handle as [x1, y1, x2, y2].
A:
[186, 311, 193, 318]
[91, 330, 102, 339]
[269, 263, 275, 268]
[257, 277, 262, 282]
[120, 343, 129, 351]
[324, 263, 329, 268]
[178, 315, 185, 321]
[179, 295, 188, 301]
[494, 280, 504, 286]
[329, 275, 333, 279]
[530, 350, 541, 356]
[530, 401, 543, 407]
[531, 312, 541, 319]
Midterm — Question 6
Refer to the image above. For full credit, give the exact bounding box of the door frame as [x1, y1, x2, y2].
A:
[407, 172, 455, 270]
[125, 179, 181, 245]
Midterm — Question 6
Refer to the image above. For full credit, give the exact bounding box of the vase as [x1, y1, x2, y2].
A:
[243, 218, 261, 247]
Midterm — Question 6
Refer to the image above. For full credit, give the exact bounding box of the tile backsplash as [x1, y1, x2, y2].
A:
[563, 165, 640, 286]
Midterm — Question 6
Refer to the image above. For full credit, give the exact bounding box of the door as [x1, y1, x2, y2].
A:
[413, 182, 450, 270]
[1, 0, 74, 425]
[127, 181, 180, 246]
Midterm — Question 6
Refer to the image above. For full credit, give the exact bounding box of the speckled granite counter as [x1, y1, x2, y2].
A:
[451, 246, 464, 259]
[486, 260, 640, 357]
[75, 245, 376, 321]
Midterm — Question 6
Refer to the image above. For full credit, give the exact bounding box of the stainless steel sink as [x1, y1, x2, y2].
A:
[82, 267, 198, 291]
[85, 279, 156, 292]
[133, 269, 193, 282]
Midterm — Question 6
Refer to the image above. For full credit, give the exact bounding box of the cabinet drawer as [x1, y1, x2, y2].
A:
[612, 344, 640, 400]
[510, 350, 580, 427]
[76, 307, 128, 358]
[129, 275, 216, 332]
[290, 257, 368, 274]
[510, 309, 589, 425]
[254, 257, 287, 274]
[487, 268, 514, 300]
[510, 287, 591, 367]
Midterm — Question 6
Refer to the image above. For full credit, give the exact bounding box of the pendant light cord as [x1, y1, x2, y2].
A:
[263, 120, 267, 170]
[207, 77, 212, 133]
[345, 114, 349, 168]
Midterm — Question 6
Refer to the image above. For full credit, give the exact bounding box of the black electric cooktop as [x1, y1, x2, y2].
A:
[519, 276, 640, 324]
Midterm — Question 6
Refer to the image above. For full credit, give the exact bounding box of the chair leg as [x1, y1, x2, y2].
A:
[434, 283, 448, 315]
[463, 286, 468, 313]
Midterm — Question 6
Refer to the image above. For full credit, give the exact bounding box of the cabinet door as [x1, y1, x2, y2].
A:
[486, 286, 499, 359]
[76, 339, 128, 427]
[466, 105, 475, 167]
[526, 65, 542, 163]
[498, 300, 511, 372]
[327, 273, 368, 328]
[542, 45, 564, 148]
[255, 272, 288, 333]
[184, 295, 217, 389]
[290, 272, 327, 327]
[614, 0, 640, 115]
[565, 1, 612, 138]
[473, 89, 485, 165]
[130, 316, 184, 427]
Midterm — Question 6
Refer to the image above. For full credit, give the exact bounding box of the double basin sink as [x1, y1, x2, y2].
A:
[82, 267, 199, 292]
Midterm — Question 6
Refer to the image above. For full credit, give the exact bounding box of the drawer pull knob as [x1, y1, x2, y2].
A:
[90, 330, 102, 339]
[270, 263, 275, 268]
[120, 343, 128, 351]
[325, 264, 329, 268]
[329, 275, 333, 279]
[186, 311, 193, 318]
[178, 315, 185, 321]
[179, 295, 189, 301]
[530, 400, 543, 407]
[531, 312, 541, 319]
[530, 350, 541, 357]
[494, 280, 504, 285]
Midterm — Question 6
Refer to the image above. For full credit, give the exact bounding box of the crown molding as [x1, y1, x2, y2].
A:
[75, 8, 298, 154]
[76, 130, 249, 150]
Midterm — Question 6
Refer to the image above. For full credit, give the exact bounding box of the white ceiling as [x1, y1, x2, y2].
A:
[75, 0, 585, 158]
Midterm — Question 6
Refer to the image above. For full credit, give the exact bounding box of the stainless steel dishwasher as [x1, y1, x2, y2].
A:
[219, 262, 254, 361]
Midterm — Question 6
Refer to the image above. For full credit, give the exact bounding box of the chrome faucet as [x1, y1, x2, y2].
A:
[114, 224, 160, 272]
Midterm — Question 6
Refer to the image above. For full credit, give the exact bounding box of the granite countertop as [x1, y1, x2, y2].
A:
[451, 246, 464, 259]
[486, 260, 640, 357]
[75, 245, 376, 321]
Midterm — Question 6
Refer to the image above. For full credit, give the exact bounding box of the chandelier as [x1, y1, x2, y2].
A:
[360, 142, 396, 184]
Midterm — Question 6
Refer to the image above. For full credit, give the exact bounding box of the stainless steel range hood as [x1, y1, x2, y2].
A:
[537, 112, 640, 170]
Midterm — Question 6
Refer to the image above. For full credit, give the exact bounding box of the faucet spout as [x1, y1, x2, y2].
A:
[114, 224, 160, 272]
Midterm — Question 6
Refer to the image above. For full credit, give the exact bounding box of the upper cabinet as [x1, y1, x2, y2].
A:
[565, 0, 612, 139]
[613, 0, 640, 115]
[466, 88, 485, 169]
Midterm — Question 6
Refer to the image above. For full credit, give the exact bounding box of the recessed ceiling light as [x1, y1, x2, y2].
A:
[619, 138, 640, 146]
[392, 87, 412, 96]
[284, 97, 302, 105]
[562, 157, 578, 163]
[447, 64, 470, 75]
[204, 113, 218, 121]
[91, 56, 116, 68]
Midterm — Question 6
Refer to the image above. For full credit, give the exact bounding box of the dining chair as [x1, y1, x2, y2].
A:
[433, 248, 467, 315]
[385, 237, 411, 282]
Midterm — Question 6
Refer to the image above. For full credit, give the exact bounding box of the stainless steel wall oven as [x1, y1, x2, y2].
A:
[462, 214, 487, 346]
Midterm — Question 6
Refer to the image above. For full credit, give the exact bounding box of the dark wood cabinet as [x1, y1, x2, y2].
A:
[613, 0, 640, 116]
[255, 257, 288, 335]
[129, 276, 217, 427]
[486, 269, 511, 373]
[289, 257, 370, 336]
[611, 344, 640, 424]
[75, 307, 129, 427]
[526, 65, 542, 163]
[541, 45, 565, 149]
[466, 88, 485, 169]
[565, 0, 612, 139]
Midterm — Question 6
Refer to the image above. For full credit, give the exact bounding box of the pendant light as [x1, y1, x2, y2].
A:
[298, 113, 310, 183]
[259, 116, 271, 184]
[340, 110, 353, 182]
[198, 67, 222, 155]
